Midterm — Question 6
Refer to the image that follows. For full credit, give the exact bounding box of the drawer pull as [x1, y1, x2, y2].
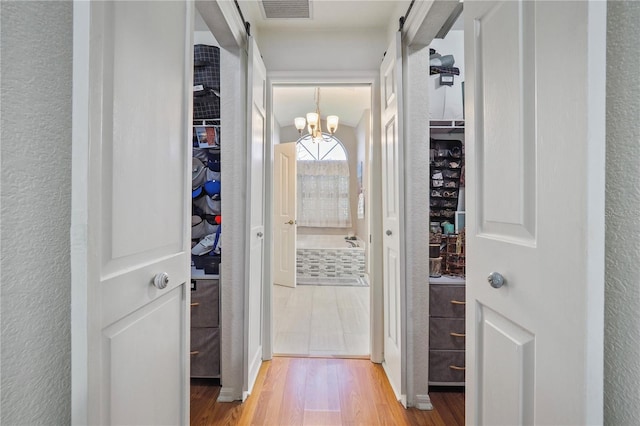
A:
[190, 351, 200, 356]
[450, 300, 465, 305]
[449, 365, 466, 371]
[190, 302, 200, 307]
[450, 332, 466, 338]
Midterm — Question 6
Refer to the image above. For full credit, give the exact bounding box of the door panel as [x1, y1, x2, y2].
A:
[479, 306, 535, 426]
[245, 36, 267, 398]
[474, 0, 536, 243]
[274, 142, 297, 287]
[107, 287, 183, 425]
[72, 1, 192, 424]
[465, 1, 605, 424]
[380, 32, 405, 405]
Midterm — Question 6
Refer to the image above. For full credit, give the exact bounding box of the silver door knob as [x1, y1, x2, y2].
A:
[257, 232, 263, 238]
[153, 272, 169, 290]
[487, 272, 505, 288]
[386, 230, 392, 236]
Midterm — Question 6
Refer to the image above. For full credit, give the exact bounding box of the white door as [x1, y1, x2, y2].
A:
[244, 36, 267, 398]
[379, 32, 406, 405]
[273, 142, 297, 288]
[71, 1, 192, 424]
[465, 1, 606, 424]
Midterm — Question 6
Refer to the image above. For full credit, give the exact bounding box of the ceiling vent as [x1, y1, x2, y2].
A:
[261, 0, 311, 19]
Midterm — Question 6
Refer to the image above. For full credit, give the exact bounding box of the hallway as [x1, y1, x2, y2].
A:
[191, 357, 464, 425]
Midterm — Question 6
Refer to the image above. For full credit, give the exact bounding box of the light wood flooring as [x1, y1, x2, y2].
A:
[273, 284, 369, 357]
[191, 357, 465, 425]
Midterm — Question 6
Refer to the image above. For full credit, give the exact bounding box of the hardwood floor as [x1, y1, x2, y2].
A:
[191, 357, 464, 425]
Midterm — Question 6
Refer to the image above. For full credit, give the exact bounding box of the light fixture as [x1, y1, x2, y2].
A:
[294, 87, 339, 142]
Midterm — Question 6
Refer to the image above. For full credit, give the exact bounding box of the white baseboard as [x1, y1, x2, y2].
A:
[414, 394, 433, 411]
[216, 387, 240, 403]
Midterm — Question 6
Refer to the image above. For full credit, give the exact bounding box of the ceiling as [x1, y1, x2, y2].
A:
[273, 85, 372, 129]
[240, 0, 411, 32]
[196, 1, 458, 130]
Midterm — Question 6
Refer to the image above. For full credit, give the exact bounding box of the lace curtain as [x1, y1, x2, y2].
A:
[297, 160, 352, 228]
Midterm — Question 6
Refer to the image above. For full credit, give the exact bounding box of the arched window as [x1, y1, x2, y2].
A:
[296, 133, 347, 161]
[296, 134, 351, 228]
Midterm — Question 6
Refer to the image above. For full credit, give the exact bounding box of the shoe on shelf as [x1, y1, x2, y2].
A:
[191, 233, 218, 256]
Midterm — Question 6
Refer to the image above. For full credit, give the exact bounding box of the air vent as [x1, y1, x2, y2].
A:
[261, 0, 311, 19]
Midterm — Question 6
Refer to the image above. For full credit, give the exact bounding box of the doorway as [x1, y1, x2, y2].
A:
[270, 84, 374, 357]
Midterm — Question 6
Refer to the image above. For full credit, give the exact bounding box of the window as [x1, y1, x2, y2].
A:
[296, 134, 351, 228]
[296, 133, 347, 161]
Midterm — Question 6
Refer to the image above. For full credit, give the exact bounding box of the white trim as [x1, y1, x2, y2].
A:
[71, 1, 91, 423]
[196, 0, 247, 50]
[414, 394, 434, 411]
[402, 0, 461, 47]
[585, 0, 607, 422]
[216, 387, 239, 403]
[267, 73, 383, 364]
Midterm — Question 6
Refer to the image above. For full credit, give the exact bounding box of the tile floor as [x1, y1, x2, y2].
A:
[272, 283, 370, 357]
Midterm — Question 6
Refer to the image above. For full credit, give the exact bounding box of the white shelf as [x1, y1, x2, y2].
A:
[429, 274, 465, 285]
[191, 266, 219, 280]
[430, 119, 464, 134]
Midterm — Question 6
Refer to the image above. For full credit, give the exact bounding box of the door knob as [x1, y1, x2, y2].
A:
[153, 272, 169, 290]
[257, 232, 263, 238]
[285, 220, 295, 225]
[487, 272, 505, 288]
[386, 230, 392, 236]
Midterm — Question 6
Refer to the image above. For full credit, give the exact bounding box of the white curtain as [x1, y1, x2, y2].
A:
[297, 160, 352, 228]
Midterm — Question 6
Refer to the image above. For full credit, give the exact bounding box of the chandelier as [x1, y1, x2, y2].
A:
[294, 87, 339, 142]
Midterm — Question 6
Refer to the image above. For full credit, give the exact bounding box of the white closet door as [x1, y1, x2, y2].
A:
[464, 1, 606, 424]
[71, 1, 192, 424]
[379, 31, 406, 406]
[244, 35, 267, 398]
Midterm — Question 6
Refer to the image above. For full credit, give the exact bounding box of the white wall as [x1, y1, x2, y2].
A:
[218, 44, 248, 401]
[428, 30, 465, 120]
[604, 2, 640, 424]
[0, 1, 72, 423]
[403, 44, 432, 408]
[194, 30, 219, 46]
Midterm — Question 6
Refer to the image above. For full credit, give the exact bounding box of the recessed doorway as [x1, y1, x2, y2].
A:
[271, 84, 373, 357]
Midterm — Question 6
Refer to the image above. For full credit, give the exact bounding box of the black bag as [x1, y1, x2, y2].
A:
[193, 95, 220, 120]
[193, 44, 220, 120]
[193, 44, 220, 91]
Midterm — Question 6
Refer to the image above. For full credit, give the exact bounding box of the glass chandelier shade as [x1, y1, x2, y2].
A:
[294, 88, 338, 142]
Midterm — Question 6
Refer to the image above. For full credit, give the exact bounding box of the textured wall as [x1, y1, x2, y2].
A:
[219, 45, 247, 401]
[0, 1, 73, 424]
[403, 44, 432, 407]
[604, 2, 640, 425]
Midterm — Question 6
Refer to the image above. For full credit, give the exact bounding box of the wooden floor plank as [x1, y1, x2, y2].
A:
[190, 357, 464, 425]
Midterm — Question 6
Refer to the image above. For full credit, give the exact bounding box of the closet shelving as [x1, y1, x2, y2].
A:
[430, 138, 463, 225]
[190, 44, 221, 380]
[429, 119, 464, 134]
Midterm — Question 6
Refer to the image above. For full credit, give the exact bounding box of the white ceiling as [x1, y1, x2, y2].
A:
[240, 1, 408, 129]
[273, 85, 372, 128]
[196, 1, 437, 129]
[240, 0, 411, 32]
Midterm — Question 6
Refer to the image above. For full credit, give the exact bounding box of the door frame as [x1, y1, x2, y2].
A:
[264, 73, 383, 363]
